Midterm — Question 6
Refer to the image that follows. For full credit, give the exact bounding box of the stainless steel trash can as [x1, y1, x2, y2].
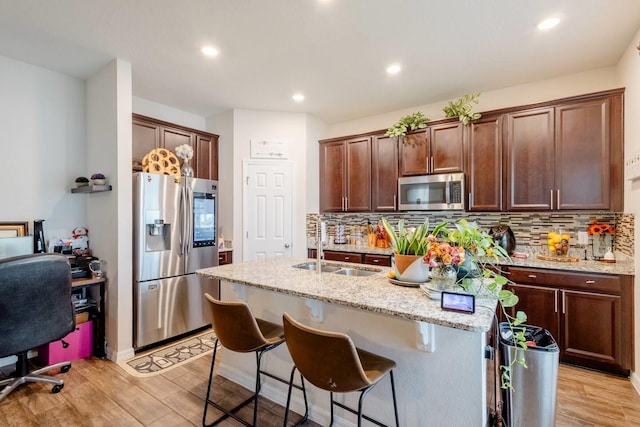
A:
[499, 323, 559, 427]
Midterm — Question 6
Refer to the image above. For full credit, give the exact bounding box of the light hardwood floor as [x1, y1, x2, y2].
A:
[1, 356, 639, 426]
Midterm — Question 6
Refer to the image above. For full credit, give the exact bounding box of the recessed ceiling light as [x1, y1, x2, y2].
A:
[292, 93, 305, 102]
[386, 64, 401, 74]
[537, 17, 560, 31]
[201, 46, 219, 56]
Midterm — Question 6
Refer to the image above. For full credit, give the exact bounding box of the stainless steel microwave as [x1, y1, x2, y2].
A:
[397, 173, 465, 210]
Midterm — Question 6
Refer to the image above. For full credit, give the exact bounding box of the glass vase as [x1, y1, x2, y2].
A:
[430, 266, 457, 291]
[181, 158, 194, 177]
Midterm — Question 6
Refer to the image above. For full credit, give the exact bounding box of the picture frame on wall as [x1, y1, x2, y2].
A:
[0, 222, 29, 238]
[250, 139, 288, 159]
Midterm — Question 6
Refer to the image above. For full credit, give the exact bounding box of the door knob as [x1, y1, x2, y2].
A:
[284, 243, 290, 248]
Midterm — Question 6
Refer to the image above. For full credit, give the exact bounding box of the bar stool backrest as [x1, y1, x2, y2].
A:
[283, 313, 372, 393]
[205, 293, 268, 353]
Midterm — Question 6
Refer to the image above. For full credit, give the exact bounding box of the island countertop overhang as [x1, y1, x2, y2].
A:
[197, 257, 497, 333]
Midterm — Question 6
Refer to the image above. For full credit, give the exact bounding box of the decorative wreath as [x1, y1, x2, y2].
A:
[587, 220, 615, 235]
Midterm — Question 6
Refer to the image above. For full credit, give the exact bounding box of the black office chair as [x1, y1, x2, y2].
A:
[0, 253, 75, 402]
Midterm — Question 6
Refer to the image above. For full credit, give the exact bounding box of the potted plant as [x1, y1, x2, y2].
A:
[384, 112, 430, 143]
[439, 219, 528, 389]
[443, 93, 482, 125]
[381, 218, 446, 282]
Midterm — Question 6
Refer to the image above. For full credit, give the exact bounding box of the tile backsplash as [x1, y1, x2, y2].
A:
[306, 211, 634, 258]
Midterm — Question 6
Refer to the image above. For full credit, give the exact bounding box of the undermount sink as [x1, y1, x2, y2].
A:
[333, 268, 378, 277]
[293, 262, 381, 277]
[293, 262, 343, 273]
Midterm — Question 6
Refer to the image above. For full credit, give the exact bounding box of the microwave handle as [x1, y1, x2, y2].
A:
[445, 178, 451, 205]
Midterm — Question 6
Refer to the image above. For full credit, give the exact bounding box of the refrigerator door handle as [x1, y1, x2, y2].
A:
[178, 185, 185, 256]
[186, 185, 193, 254]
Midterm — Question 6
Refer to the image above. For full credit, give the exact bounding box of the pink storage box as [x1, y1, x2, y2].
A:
[38, 320, 93, 364]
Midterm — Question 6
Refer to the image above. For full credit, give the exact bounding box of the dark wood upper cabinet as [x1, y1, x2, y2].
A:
[319, 136, 371, 212]
[399, 123, 464, 176]
[195, 133, 218, 180]
[505, 107, 555, 210]
[319, 89, 624, 213]
[466, 115, 503, 211]
[399, 130, 429, 176]
[132, 114, 219, 181]
[430, 122, 465, 174]
[555, 96, 620, 211]
[371, 134, 398, 211]
[132, 118, 160, 172]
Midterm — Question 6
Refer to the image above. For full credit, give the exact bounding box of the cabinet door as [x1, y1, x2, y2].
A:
[555, 98, 610, 210]
[508, 283, 560, 341]
[466, 115, 502, 211]
[195, 133, 219, 180]
[132, 119, 160, 172]
[161, 126, 193, 154]
[399, 130, 429, 176]
[506, 108, 554, 210]
[561, 290, 622, 371]
[319, 141, 346, 212]
[430, 122, 464, 174]
[371, 134, 398, 211]
[344, 137, 371, 212]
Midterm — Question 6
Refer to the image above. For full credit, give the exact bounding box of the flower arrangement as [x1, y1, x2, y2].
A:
[175, 144, 193, 160]
[422, 238, 466, 270]
[587, 220, 615, 235]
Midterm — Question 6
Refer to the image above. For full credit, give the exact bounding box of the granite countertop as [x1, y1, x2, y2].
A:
[197, 257, 497, 334]
[310, 244, 635, 276]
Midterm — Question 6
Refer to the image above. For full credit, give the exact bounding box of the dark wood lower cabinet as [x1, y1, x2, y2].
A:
[506, 266, 633, 376]
[218, 251, 233, 265]
[307, 249, 391, 267]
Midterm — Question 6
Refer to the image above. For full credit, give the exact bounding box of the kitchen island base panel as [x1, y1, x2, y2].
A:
[217, 281, 490, 427]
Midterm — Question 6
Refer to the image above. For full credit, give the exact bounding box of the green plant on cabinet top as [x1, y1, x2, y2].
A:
[385, 112, 430, 139]
[443, 93, 482, 125]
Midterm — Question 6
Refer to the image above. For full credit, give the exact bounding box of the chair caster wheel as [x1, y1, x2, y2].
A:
[51, 384, 64, 394]
[61, 365, 71, 373]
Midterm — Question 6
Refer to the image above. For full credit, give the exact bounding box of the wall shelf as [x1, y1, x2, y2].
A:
[71, 185, 112, 194]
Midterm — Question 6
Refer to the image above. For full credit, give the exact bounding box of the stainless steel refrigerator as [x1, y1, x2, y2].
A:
[133, 172, 219, 349]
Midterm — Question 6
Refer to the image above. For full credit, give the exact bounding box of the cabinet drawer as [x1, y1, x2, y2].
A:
[363, 254, 391, 267]
[218, 251, 233, 265]
[507, 267, 623, 294]
[324, 251, 363, 263]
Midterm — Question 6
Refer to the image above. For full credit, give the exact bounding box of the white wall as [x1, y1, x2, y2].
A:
[0, 55, 86, 241]
[326, 66, 621, 138]
[207, 110, 234, 245]
[86, 59, 134, 362]
[222, 110, 310, 260]
[133, 96, 206, 131]
[617, 27, 640, 392]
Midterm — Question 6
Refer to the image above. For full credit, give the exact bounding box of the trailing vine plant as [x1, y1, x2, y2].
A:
[443, 93, 482, 125]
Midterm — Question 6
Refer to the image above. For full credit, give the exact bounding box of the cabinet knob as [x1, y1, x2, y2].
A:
[372, 259, 379, 263]
[528, 274, 537, 279]
[345, 256, 350, 260]
[585, 280, 595, 284]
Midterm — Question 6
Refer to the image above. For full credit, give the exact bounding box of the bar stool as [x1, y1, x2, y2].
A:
[203, 294, 308, 427]
[282, 313, 400, 427]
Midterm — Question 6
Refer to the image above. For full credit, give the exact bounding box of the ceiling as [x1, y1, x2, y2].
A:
[1, 0, 639, 124]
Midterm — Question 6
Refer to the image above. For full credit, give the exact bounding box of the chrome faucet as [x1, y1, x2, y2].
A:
[316, 216, 324, 271]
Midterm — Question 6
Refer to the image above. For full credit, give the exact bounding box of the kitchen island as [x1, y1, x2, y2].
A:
[197, 257, 501, 426]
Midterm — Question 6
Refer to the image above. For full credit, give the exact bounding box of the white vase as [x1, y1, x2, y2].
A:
[393, 254, 429, 282]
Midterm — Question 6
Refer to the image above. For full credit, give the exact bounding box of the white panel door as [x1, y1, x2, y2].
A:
[243, 161, 293, 261]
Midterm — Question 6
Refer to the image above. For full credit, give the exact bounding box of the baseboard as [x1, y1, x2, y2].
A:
[630, 370, 640, 396]
[107, 346, 135, 363]
[218, 364, 353, 427]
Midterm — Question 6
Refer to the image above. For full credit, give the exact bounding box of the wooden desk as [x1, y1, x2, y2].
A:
[72, 276, 106, 358]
